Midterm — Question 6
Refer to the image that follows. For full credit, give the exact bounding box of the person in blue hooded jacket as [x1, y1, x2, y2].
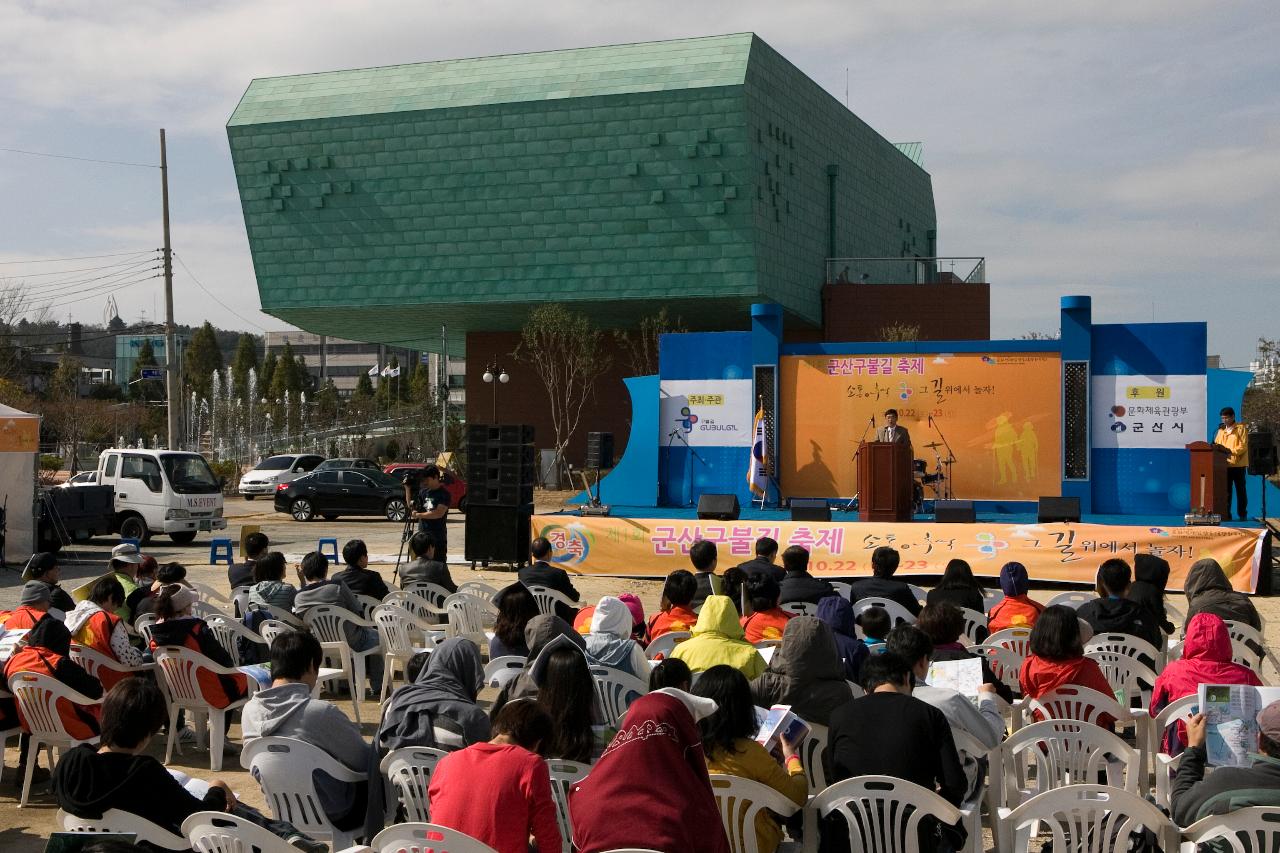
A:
[815, 595, 868, 683]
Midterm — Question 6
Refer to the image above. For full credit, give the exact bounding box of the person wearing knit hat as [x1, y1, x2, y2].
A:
[1174, 699, 1280, 826]
[2, 581, 54, 632]
[22, 552, 75, 614]
[987, 562, 1045, 632]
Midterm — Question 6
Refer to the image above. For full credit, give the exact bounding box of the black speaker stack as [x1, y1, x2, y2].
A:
[696, 494, 740, 521]
[586, 432, 615, 470]
[464, 424, 535, 564]
[1249, 429, 1278, 476]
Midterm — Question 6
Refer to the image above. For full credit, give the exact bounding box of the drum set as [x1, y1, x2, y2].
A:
[912, 441, 955, 512]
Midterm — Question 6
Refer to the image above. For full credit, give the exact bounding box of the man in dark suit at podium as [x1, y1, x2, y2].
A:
[879, 408, 912, 450]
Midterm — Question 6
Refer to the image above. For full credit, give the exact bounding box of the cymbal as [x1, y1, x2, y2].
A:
[922, 442, 944, 449]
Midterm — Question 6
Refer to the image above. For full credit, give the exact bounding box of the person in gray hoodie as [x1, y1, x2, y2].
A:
[1184, 557, 1261, 632]
[749, 615, 852, 726]
[292, 550, 383, 696]
[241, 630, 372, 833]
[248, 551, 298, 611]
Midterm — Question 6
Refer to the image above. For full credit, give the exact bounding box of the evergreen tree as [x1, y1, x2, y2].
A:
[259, 351, 278, 397]
[183, 321, 223, 402]
[269, 342, 305, 400]
[230, 333, 260, 402]
[313, 378, 339, 427]
[409, 360, 433, 405]
[295, 354, 313, 394]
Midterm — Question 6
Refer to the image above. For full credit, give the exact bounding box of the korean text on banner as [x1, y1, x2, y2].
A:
[1092, 374, 1206, 449]
[659, 379, 753, 447]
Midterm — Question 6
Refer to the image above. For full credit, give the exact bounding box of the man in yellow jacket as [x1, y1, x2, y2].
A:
[1213, 406, 1250, 521]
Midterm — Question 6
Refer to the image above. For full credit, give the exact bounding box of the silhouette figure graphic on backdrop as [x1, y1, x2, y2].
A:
[1018, 421, 1039, 482]
[992, 414, 1019, 484]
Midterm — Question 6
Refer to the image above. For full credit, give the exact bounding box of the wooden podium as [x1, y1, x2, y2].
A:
[858, 441, 913, 522]
[1186, 441, 1230, 516]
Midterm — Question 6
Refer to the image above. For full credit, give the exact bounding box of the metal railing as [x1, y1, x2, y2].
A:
[825, 257, 986, 286]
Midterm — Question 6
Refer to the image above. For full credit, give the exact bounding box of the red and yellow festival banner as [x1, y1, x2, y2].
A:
[533, 516, 1266, 592]
[778, 353, 1062, 501]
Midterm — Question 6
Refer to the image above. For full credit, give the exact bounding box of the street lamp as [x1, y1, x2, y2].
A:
[481, 362, 509, 423]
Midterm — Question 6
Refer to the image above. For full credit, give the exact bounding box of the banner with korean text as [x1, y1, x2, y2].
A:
[533, 515, 1265, 592]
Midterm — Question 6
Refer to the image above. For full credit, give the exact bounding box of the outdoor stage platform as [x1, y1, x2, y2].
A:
[533, 508, 1270, 593]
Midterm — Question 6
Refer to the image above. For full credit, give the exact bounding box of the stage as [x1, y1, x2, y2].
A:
[533, 508, 1270, 593]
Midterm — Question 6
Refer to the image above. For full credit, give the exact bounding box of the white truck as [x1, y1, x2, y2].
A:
[96, 448, 227, 544]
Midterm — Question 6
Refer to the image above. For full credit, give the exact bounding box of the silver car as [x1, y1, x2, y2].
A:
[238, 453, 325, 499]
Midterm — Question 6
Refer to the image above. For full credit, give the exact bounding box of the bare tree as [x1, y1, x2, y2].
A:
[612, 307, 686, 376]
[879, 322, 922, 342]
[0, 277, 53, 384]
[1018, 330, 1061, 340]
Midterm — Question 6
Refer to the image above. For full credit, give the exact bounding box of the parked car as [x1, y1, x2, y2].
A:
[383, 462, 469, 512]
[273, 468, 409, 522]
[239, 453, 325, 499]
[59, 471, 99, 487]
[314, 457, 381, 472]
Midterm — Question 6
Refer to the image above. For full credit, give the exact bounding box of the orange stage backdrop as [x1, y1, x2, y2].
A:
[533, 515, 1266, 592]
[778, 353, 1061, 501]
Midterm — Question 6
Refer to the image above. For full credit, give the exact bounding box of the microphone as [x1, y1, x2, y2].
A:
[928, 414, 934, 427]
[870, 415, 876, 428]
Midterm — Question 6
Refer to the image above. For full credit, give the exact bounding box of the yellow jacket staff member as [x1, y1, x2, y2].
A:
[1213, 406, 1249, 521]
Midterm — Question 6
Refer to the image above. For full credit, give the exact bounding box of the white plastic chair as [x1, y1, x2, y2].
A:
[0, 685, 22, 785]
[372, 603, 437, 702]
[205, 614, 267, 666]
[1149, 695, 1199, 808]
[192, 598, 234, 622]
[7, 672, 102, 806]
[68, 643, 153, 686]
[190, 582, 233, 607]
[400, 581, 454, 610]
[812, 775, 963, 853]
[380, 746, 448, 823]
[830, 581, 853, 599]
[483, 655, 527, 689]
[525, 584, 578, 617]
[998, 784, 1179, 853]
[965, 643, 1023, 697]
[248, 601, 305, 628]
[370, 822, 498, 853]
[802, 723, 829, 793]
[708, 773, 802, 853]
[352, 594, 383, 619]
[645, 631, 690, 660]
[1027, 684, 1130, 729]
[984, 627, 1033, 662]
[135, 611, 159, 643]
[959, 607, 988, 645]
[1046, 590, 1095, 609]
[548, 758, 591, 853]
[241, 736, 368, 849]
[907, 584, 928, 607]
[444, 593, 496, 650]
[780, 601, 817, 616]
[1179, 806, 1280, 852]
[852, 596, 916, 626]
[153, 645, 256, 772]
[456, 581, 500, 601]
[387, 587, 449, 625]
[1086, 647, 1158, 707]
[1224, 620, 1270, 671]
[183, 809, 298, 853]
[1085, 632, 1162, 670]
[302, 603, 381, 723]
[588, 666, 648, 727]
[58, 807, 188, 850]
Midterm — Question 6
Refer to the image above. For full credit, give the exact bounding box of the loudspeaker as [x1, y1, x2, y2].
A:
[1249, 429, 1278, 476]
[696, 493, 740, 521]
[790, 498, 831, 522]
[586, 432, 615, 469]
[1038, 496, 1082, 523]
[467, 424, 535, 507]
[935, 499, 976, 523]
[464, 504, 533, 564]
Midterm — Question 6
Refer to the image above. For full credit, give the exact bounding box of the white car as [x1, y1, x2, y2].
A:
[60, 471, 99, 487]
[239, 453, 325, 499]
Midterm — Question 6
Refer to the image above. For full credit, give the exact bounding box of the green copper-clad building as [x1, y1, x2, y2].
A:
[227, 33, 936, 351]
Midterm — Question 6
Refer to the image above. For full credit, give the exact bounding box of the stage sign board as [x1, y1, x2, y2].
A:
[533, 515, 1265, 592]
[779, 352, 1062, 501]
[1091, 374, 1206, 449]
[658, 379, 753, 447]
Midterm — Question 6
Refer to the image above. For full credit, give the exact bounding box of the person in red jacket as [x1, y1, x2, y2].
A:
[647, 570, 700, 642]
[428, 699, 561, 853]
[2, 582, 55, 632]
[5, 614, 104, 740]
[148, 584, 247, 709]
[1019, 605, 1115, 728]
[739, 574, 794, 644]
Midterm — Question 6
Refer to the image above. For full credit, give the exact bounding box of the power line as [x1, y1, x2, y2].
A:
[0, 250, 157, 266]
[44, 275, 161, 310]
[172, 253, 268, 333]
[0, 146, 158, 169]
[5, 252, 157, 278]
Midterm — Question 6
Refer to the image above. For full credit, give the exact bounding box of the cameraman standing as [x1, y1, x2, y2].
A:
[409, 465, 451, 562]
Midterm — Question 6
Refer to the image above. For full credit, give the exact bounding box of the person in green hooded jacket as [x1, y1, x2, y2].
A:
[671, 595, 765, 680]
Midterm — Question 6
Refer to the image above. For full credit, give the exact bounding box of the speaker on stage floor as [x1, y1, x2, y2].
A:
[935, 500, 976, 523]
[1038, 496, 1081, 523]
[790, 498, 831, 522]
[464, 504, 533, 564]
[697, 494, 740, 521]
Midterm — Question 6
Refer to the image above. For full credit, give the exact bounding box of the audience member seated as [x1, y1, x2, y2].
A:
[583, 596, 649, 679]
[688, 540, 723, 611]
[123, 556, 158, 622]
[1129, 553, 1175, 636]
[722, 566, 749, 616]
[750, 616, 851, 726]
[671, 595, 766, 679]
[397, 531, 457, 592]
[331, 538, 390, 600]
[378, 636, 489, 752]
[241, 630, 372, 836]
[53, 678, 322, 852]
[1185, 557, 1262, 632]
[134, 562, 188, 627]
[885, 625, 1003, 800]
[489, 583, 539, 659]
[847, 546, 922, 617]
[22, 551, 75, 614]
[518, 537, 581, 622]
[570, 691, 730, 853]
[574, 593, 646, 643]
[816, 595, 869, 683]
[858, 606, 891, 653]
[1076, 558, 1162, 651]
[647, 570, 700, 643]
[987, 561, 1044, 632]
[925, 559, 987, 621]
[248, 551, 298, 612]
[2, 580, 56, 631]
[293, 550, 383, 697]
[65, 577, 144, 689]
[778, 545, 837, 606]
[491, 615, 586, 714]
[1018, 605, 1114, 727]
[824, 653, 966, 853]
[1151, 612, 1261, 753]
[696, 665, 807, 853]
[537, 641, 607, 762]
[734, 536, 784, 583]
[231, 531, 269, 590]
[429, 699, 561, 853]
[649, 657, 692, 692]
[5, 612, 103, 741]
[149, 584, 249, 711]
[1173, 704, 1280, 828]
[740, 575, 794, 643]
[916, 603, 1013, 702]
[107, 543, 144, 621]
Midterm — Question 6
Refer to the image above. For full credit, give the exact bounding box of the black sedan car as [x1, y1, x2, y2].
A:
[273, 469, 409, 522]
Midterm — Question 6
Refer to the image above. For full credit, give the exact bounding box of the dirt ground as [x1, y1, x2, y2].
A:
[0, 496, 1274, 851]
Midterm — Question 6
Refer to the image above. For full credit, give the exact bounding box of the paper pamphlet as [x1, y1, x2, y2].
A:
[926, 658, 983, 700]
[1198, 684, 1280, 767]
[754, 704, 810, 752]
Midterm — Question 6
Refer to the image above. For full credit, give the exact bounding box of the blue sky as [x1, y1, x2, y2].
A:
[0, 1, 1276, 365]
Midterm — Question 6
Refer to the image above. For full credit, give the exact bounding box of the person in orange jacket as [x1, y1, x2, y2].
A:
[987, 562, 1044, 633]
[2, 582, 55, 632]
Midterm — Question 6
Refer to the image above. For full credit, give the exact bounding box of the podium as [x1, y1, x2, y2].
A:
[1186, 441, 1230, 516]
[857, 441, 913, 522]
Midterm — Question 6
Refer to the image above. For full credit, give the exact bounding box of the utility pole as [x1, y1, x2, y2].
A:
[440, 325, 448, 454]
[160, 129, 178, 450]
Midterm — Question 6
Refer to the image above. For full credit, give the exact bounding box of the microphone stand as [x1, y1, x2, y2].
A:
[928, 415, 958, 500]
[841, 416, 876, 512]
[670, 428, 707, 508]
